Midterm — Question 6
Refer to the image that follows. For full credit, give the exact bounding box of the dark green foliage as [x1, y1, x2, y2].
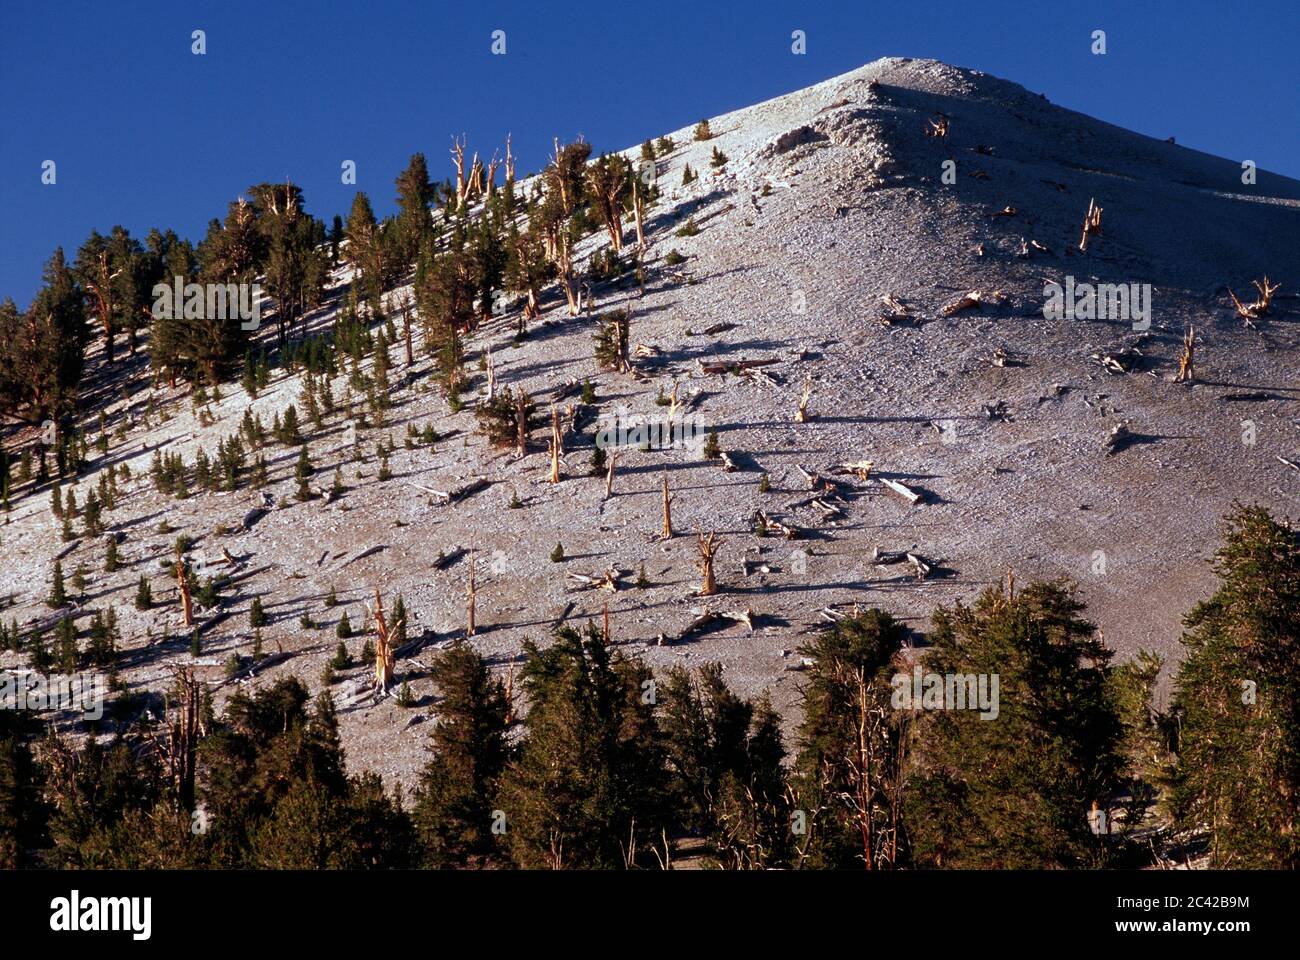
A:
[792, 609, 908, 869]
[329, 641, 352, 671]
[702, 426, 721, 460]
[593, 309, 631, 373]
[496, 624, 668, 868]
[1169, 507, 1300, 867]
[904, 582, 1127, 869]
[47, 561, 67, 608]
[413, 642, 510, 867]
[661, 663, 790, 868]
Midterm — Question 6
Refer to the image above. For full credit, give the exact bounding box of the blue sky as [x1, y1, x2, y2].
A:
[2, 0, 1297, 307]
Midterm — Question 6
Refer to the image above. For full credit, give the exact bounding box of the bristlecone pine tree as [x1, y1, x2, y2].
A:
[1169, 506, 1300, 867]
[412, 641, 511, 867]
[593, 309, 631, 373]
[496, 623, 667, 868]
[904, 580, 1129, 868]
[660, 662, 790, 868]
[792, 608, 909, 869]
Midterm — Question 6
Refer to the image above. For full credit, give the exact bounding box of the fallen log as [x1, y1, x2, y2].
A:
[755, 509, 801, 539]
[878, 478, 922, 506]
[566, 569, 624, 592]
[940, 289, 1005, 317]
[832, 460, 874, 481]
[698, 357, 781, 375]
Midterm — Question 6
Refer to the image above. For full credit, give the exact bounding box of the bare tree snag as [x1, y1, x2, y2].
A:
[925, 113, 949, 138]
[795, 377, 813, 423]
[373, 590, 395, 693]
[144, 667, 200, 808]
[395, 290, 415, 367]
[697, 531, 723, 596]
[515, 389, 531, 457]
[466, 555, 477, 637]
[719, 451, 739, 473]
[602, 603, 610, 644]
[485, 348, 497, 400]
[661, 473, 674, 539]
[176, 561, 193, 627]
[1079, 197, 1103, 251]
[451, 135, 468, 210]
[548, 406, 563, 483]
[1228, 275, 1280, 322]
[1175, 326, 1196, 383]
[605, 451, 617, 500]
[504, 134, 516, 183]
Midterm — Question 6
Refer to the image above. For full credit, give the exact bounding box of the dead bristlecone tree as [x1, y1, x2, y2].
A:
[372, 589, 396, 693]
[661, 472, 674, 539]
[1228, 275, 1280, 322]
[1176, 326, 1196, 383]
[795, 377, 813, 423]
[697, 531, 723, 596]
[176, 560, 193, 627]
[548, 406, 563, 483]
[1079, 197, 1103, 251]
[605, 451, 617, 500]
[466, 554, 477, 637]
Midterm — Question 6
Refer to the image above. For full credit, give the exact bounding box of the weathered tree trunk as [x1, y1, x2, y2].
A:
[176, 561, 193, 626]
[373, 590, 395, 692]
[661, 473, 673, 539]
[697, 531, 722, 596]
[466, 555, 477, 637]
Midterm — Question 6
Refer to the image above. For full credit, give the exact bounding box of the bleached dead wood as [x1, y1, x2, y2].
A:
[755, 509, 801, 539]
[680, 606, 755, 638]
[1228, 275, 1280, 321]
[1104, 422, 1132, 456]
[878, 478, 922, 506]
[794, 377, 813, 423]
[940, 289, 1006, 317]
[907, 552, 933, 581]
[698, 357, 781, 375]
[832, 460, 874, 481]
[1079, 197, 1103, 251]
[566, 569, 623, 592]
[719, 451, 739, 473]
